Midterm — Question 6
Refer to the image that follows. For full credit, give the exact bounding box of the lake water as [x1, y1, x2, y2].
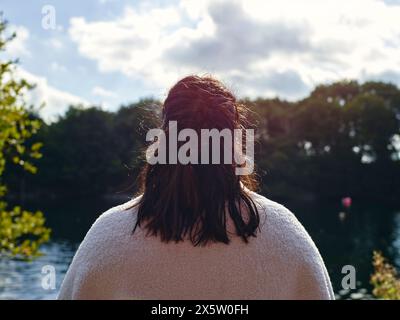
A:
[1, 198, 399, 300]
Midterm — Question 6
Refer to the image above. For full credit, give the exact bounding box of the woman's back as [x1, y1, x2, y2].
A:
[58, 191, 334, 300]
[59, 75, 333, 299]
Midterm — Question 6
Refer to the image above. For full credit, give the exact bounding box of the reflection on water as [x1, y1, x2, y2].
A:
[0, 241, 77, 300]
[0, 198, 400, 300]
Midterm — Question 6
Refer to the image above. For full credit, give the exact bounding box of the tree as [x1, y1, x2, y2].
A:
[37, 106, 119, 197]
[346, 93, 398, 162]
[114, 98, 161, 167]
[0, 16, 50, 258]
[371, 251, 400, 300]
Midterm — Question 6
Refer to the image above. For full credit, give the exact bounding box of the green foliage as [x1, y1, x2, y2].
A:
[248, 80, 400, 201]
[0, 16, 50, 258]
[6, 79, 400, 203]
[347, 94, 397, 161]
[371, 251, 400, 300]
[0, 203, 50, 257]
[12, 99, 161, 198]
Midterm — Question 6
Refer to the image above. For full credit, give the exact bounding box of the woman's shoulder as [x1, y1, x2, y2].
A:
[70, 196, 143, 266]
[247, 190, 303, 229]
[247, 191, 334, 299]
[87, 195, 142, 241]
[58, 196, 142, 299]
[247, 191, 322, 262]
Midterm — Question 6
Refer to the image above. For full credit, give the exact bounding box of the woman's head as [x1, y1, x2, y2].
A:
[135, 75, 260, 246]
[163, 75, 238, 132]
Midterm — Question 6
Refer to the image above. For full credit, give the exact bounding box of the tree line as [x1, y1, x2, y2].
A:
[4, 80, 400, 204]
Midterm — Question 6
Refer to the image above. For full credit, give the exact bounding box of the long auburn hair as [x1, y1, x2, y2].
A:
[133, 75, 260, 246]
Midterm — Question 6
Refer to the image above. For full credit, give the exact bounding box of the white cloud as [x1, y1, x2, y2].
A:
[92, 85, 116, 98]
[50, 62, 67, 72]
[16, 68, 89, 122]
[69, 0, 400, 100]
[6, 25, 30, 57]
[47, 38, 64, 49]
[2, 25, 87, 122]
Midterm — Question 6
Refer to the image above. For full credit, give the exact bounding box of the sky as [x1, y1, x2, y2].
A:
[1, 0, 400, 121]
